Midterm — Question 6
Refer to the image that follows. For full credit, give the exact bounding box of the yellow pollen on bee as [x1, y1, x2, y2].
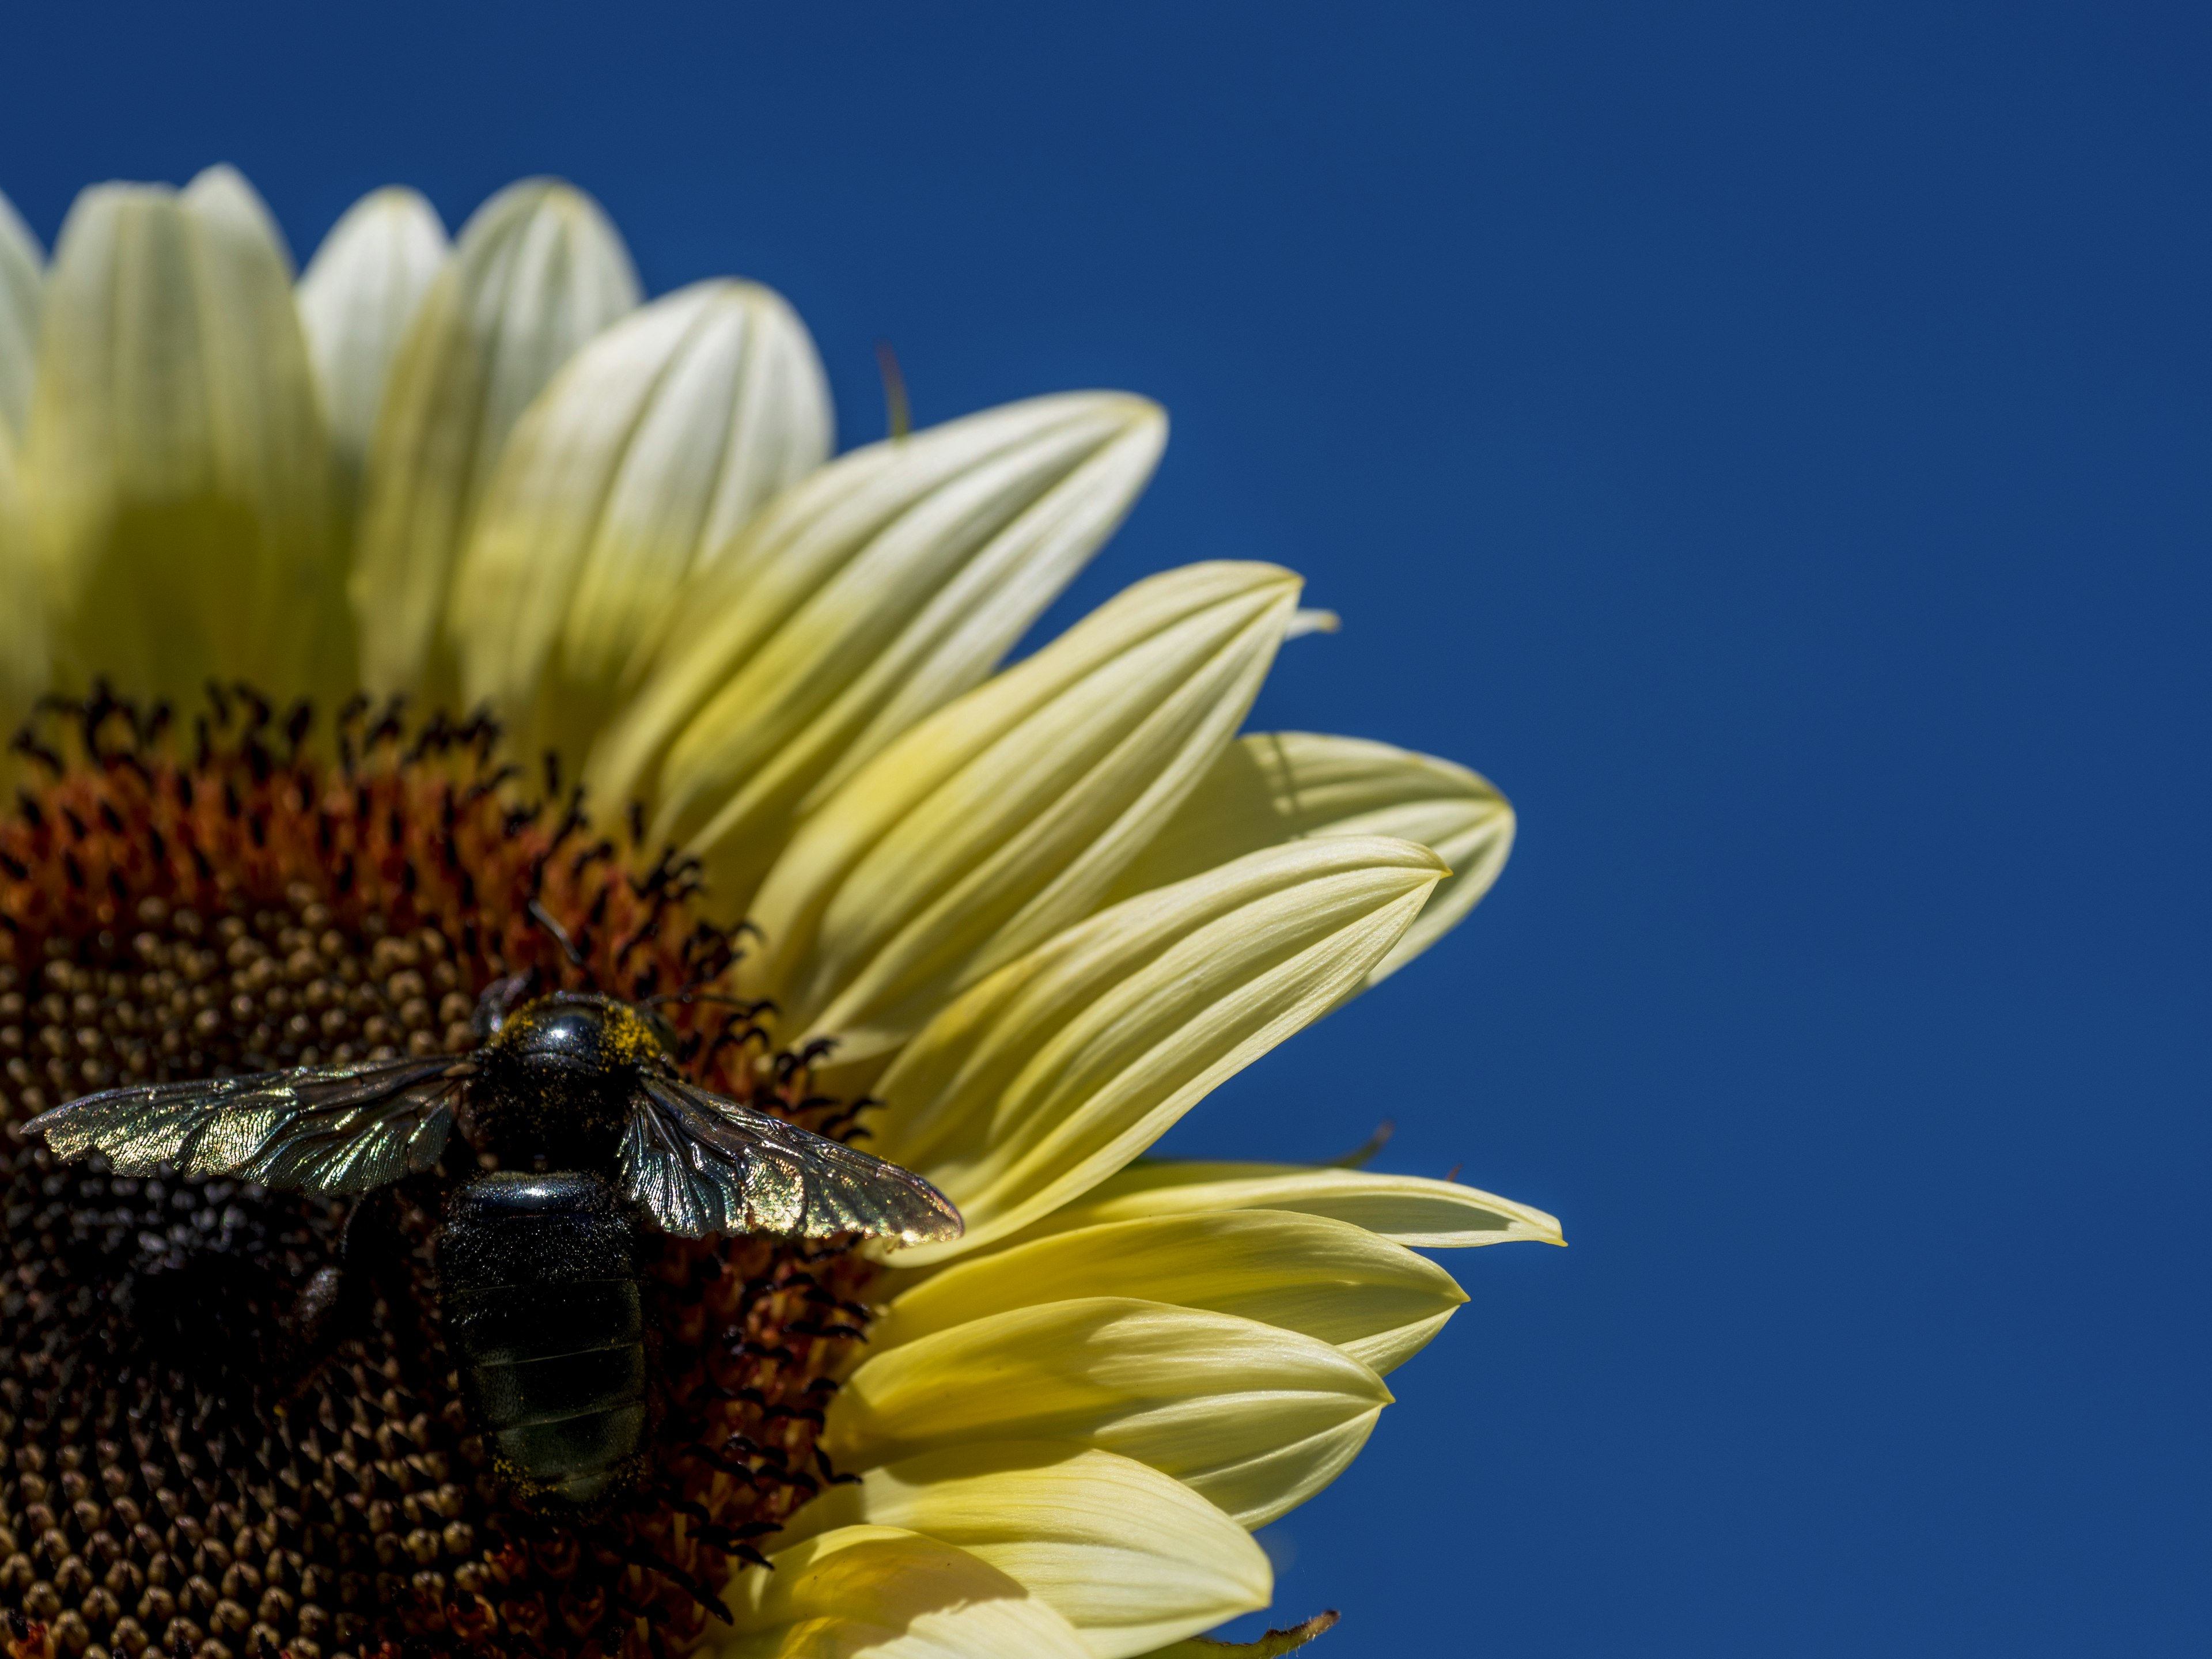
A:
[603, 1001, 665, 1065]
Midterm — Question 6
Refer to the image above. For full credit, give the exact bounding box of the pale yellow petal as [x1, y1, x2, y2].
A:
[450, 278, 830, 762]
[874, 1211, 1465, 1377]
[350, 177, 639, 697]
[182, 164, 296, 271]
[1135, 1612, 1339, 1658]
[866, 836, 1445, 1264]
[585, 392, 1165, 911]
[719, 1525, 1091, 1659]
[779, 1445, 1270, 1659]
[744, 561, 1300, 1060]
[1015, 1159, 1565, 1249]
[296, 186, 449, 509]
[0, 423, 46, 758]
[1111, 731, 1515, 986]
[0, 188, 42, 443]
[28, 167, 343, 705]
[824, 1298, 1392, 1529]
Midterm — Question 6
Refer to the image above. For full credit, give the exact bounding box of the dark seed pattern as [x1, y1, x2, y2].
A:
[1, 700, 882, 1659]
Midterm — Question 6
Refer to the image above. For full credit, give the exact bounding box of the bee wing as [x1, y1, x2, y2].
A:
[621, 1075, 963, 1247]
[25, 1055, 469, 1194]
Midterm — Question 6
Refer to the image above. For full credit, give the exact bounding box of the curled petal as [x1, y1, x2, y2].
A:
[1111, 731, 1514, 985]
[777, 1444, 1270, 1659]
[1013, 1159, 1565, 1250]
[825, 1297, 1393, 1529]
[350, 177, 639, 696]
[874, 1210, 1467, 1377]
[724, 1524, 1092, 1658]
[867, 836, 1446, 1263]
[744, 561, 1301, 1060]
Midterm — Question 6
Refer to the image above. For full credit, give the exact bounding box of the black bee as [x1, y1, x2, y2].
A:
[25, 983, 961, 1508]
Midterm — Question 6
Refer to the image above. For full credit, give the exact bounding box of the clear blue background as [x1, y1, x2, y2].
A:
[4, 4, 2205, 1653]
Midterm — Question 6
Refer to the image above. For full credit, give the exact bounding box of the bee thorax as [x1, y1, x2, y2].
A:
[474, 993, 661, 1166]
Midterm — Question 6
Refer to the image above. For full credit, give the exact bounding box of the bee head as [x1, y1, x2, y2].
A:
[474, 992, 669, 1168]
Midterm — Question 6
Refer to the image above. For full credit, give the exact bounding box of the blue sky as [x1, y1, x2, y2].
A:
[4, 3, 2205, 1652]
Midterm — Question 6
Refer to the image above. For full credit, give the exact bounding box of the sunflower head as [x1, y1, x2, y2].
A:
[1, 699, 883, 1659]
[0, 167, 1558, 1659]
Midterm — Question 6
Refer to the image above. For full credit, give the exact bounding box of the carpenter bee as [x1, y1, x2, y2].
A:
[25, 980, 961, 1508]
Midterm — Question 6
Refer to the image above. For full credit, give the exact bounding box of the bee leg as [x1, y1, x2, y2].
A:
[472, 963, 544, 1040]
[267, 1266, 352, 1410]
[339, 1181, 418, 1312]
[280, 1187, 406, 1391]
[287, 1264, 348, 1355]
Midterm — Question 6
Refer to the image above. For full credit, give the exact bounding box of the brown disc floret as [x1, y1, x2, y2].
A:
[1, 693, 881, 1659]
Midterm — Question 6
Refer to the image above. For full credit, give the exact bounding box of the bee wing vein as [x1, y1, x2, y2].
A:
[25, 1056, 466, 1194]
[621, 1077, 961, 1245]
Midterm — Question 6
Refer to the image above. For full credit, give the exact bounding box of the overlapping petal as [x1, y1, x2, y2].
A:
[1014, 1160, 1565, 1249]
[351, 177, 639, 696]
[777, 1445, 1271, 1658]
[1111, 731, 1516, 984]
[721, 1525, 1092, 1658]
[28, 166, 343, 704]
[589, 392, 1166, 910]
[0, 189, 40, 444]
[296, 186, 449, 510]
[823, 1298, 1392, 1529]
[873, 1211, 1466, 1377]
[744, 561, 1301, 1059]
[449, 278, 831, 761]
[865, 836, 1446, 1262]
[0, 161, 1542, 1656]
[0, 425, 44, 763]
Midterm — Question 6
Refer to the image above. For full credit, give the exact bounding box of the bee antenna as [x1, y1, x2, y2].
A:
[642, 990, 752, 1010]
[527, 899, 593, 976]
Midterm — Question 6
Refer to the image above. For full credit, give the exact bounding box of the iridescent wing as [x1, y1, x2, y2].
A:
[621, 1075, 963, 1246]
[25, 1055, 470, 1194]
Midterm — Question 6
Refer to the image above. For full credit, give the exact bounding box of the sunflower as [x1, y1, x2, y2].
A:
[0, 167, 1561, 1659]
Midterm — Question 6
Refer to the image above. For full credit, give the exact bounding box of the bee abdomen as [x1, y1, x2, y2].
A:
[440, 1171, 648, 1506]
